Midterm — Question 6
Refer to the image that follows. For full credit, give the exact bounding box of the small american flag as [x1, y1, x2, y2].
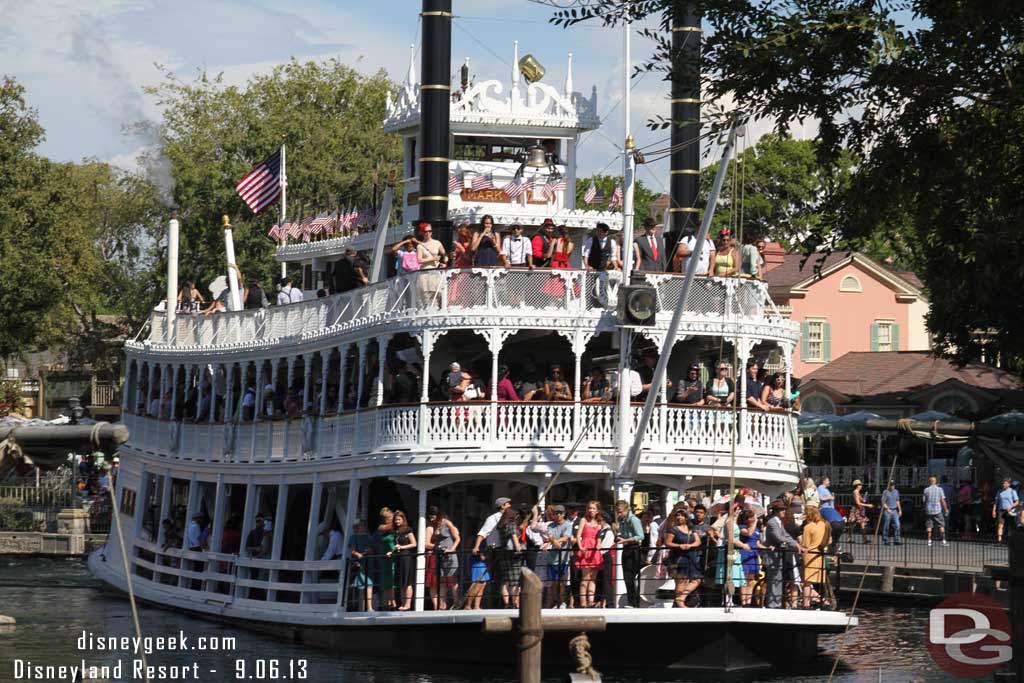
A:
[309, 212, 329, 236]
[267, 223, 280, 241]
[299, 215, 314, 242]
[324, 211, 337, 236]
[236, 148, 285, 215]
[584, 181, 597, 205]
[287, 221, 302, 240]
[544, 178, 567, 202]
[594, 187, 606, 204]
[471, 173, 493, 191]
[608, 184, 623, 210]
[504, 177, 527, 200]
[523, 175, 538, 198]
[448, 173, 463, 194]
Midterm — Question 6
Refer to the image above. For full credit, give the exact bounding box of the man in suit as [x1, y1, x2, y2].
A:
[633, 217, 667, 272]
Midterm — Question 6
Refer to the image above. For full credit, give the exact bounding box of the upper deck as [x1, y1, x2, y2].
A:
[133, 270, 797, 358]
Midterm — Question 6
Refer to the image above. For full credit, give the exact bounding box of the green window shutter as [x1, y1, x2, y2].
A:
[823, 322, 832, 362]
[892, 324, 900, 351]
[800, 322, 810, 362]
[870, 323, 879, 352]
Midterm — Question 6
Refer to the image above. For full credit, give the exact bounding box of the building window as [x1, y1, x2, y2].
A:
[840, 275, 862, 292]
[119, 487, 136, 517]
[803, 319, 829, 362]
[802, 393, 836, 415]
[931, 392, 976, 417]
[871, 321, 899, 352]
[5, 368, 18, 379]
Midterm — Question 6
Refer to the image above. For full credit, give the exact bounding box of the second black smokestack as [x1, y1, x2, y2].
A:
[668, 1, 701, 249]
[419, 0, 453, 245]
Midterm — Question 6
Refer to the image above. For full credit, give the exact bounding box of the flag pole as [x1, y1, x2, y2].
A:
[279, 143, 287, 279]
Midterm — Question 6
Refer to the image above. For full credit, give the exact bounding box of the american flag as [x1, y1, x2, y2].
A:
[471, 173, 493, 191]
[299, 215, 314, 242]
[608, 184, 623, 210]
[543, 178, 567, 202]
[267, 223, 280, 241]
[448, 173, 463, 194]
[324, 211, 337, 236]
[594, 187, 606, 204]
[504, 176, 527, 200]
[287, 221, 302, 240]
[309, 212, 330, 237]
[584, 181, 597, 205]
[235, 148, 285, 215]
[523, 175, 538, 198]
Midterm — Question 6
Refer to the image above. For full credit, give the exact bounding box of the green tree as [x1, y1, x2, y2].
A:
[552, 2, 1024, 368]
[0, 76, 162, 370]
[698, 133, 856, 250]
[145, 59, 403, 291]
[575, 174, 658, 231]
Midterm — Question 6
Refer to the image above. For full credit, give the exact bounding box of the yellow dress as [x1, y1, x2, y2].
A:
[801, 519, 830, 584]
[714, 251, 734, 276]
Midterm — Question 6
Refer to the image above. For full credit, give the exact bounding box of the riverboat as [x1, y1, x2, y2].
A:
[91, 1, 853, 672]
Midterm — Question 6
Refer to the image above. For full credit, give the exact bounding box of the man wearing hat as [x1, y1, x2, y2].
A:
[471, 496, 513, 557]
[531, 218, 556, 268]
[633, 216, 667, 273]
[763, 499, 803, 608]
[546, 505, 573, 608]
[880, 479, 903, 545]
[674, 363, 705, 405]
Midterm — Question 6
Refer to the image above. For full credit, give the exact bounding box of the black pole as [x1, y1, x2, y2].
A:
[419, 0, 453, 248]
[667, 2, 701, 260]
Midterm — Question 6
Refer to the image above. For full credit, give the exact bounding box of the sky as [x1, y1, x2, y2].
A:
[3, 0, 815, 191]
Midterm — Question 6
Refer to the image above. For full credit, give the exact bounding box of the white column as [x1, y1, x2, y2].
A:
[355, 342, 368, 409]
[301, 353, 313, 414]
[268, 480, 289, 602]
[148, 363, 159, 416]
[254, 361, 265, 424]
[223, 217, 242, 312]
[155, 471, 172, 548]
[414, 485, 427, 611]
[489, 329, 500, 443]
[235, 476, 256, 600]
[121, 358, 134, 412]
[301, 475, 323, 604]
[375, 336, 389, 407]
[132, 359, 144, 414]
[166, 212, 179, 344]
[270, 360, 280, 418]
[337, 345, 349, 413]
[158, 364, 168, 420]
[418, 332, 432, 446]
[283, 357, 297, 460]
[179, 473, 200, 588]
[319, 351, 331, 416]
[737, 336, 749, 447]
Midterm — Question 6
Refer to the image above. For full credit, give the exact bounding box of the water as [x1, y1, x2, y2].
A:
[0, 558, 958, 682]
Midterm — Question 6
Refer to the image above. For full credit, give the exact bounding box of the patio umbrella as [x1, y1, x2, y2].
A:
[982, 410, 1024, 429]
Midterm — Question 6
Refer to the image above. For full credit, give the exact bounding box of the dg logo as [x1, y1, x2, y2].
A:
[927, 592, 1012, 677]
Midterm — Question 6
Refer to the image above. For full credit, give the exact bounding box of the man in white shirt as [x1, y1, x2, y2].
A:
[673, 231, 716, 276]
[472, 497, 512, 553]
[277, 276, 304, 305]
[501, 223, 532, 267]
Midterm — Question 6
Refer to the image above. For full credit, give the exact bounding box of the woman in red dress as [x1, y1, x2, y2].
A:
[541, 225, 576, 299]
[448, 225, 474, 305]
[575, 500, 604, 608]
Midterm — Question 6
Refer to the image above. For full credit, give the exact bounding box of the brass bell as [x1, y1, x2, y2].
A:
[525, 144, 547, 168]
[519, 54, 545, 83]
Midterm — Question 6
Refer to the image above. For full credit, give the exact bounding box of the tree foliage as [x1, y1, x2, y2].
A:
[145, 59, 403, 291]
[0, 77, 161, 370]
[551, 1, 1024, 368]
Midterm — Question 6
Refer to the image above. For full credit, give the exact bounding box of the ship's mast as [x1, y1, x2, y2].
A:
[419, 0, 453, 248]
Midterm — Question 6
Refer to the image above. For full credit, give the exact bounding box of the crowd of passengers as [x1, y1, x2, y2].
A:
[338, 488, 835, 613]
[134, 356, 795, 422]
[173, 217, 771, 316]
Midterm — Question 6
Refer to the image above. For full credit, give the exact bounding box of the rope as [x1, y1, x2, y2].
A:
[569, 632, 601, 680]
[107, 463, 151, 683]
[826, 451, 900, 683]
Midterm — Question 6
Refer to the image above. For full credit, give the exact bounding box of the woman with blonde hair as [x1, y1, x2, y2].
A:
[374, 508, 396, 610]
[801, 505, 832, 608]
[574, 501, 603, 608]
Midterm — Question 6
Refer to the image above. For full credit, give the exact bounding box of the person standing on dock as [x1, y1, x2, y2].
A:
[615, 500, 644, 608]
[994, 478, 1020, 544]
[880, 480, 902, 545]
[923, 476, 949, 547]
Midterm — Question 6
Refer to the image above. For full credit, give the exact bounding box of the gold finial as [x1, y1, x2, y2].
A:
[222, 215, 231, 230]
[625, 134, 635, 150]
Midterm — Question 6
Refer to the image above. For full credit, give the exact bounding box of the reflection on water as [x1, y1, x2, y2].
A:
[0, 559, 955, 682]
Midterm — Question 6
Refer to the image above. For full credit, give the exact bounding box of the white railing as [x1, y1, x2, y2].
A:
[123, 404, 797, 466]
[142, 269, 778, 350]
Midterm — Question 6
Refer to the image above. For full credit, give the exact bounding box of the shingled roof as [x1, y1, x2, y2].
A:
[799, 351, 1022, 400]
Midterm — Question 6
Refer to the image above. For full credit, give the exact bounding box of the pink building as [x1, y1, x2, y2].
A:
[764, 252, 929, 378]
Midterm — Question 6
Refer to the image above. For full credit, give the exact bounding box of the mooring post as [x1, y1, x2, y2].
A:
[519, 567, 543, 683]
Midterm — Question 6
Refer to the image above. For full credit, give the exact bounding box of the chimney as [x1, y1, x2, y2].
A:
[418, 0, 453, 246]
[165, 208, 179, 345]
[667, 1, 701, 252]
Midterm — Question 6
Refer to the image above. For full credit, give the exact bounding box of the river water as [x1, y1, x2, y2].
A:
[0, 558, 958, 682]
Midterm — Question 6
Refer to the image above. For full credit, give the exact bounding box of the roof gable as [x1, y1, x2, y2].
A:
[766, 251, 924, 300]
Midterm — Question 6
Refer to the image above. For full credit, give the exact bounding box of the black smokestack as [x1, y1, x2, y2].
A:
[419, 0, 453, 246]
[668, 2, 701, 248]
